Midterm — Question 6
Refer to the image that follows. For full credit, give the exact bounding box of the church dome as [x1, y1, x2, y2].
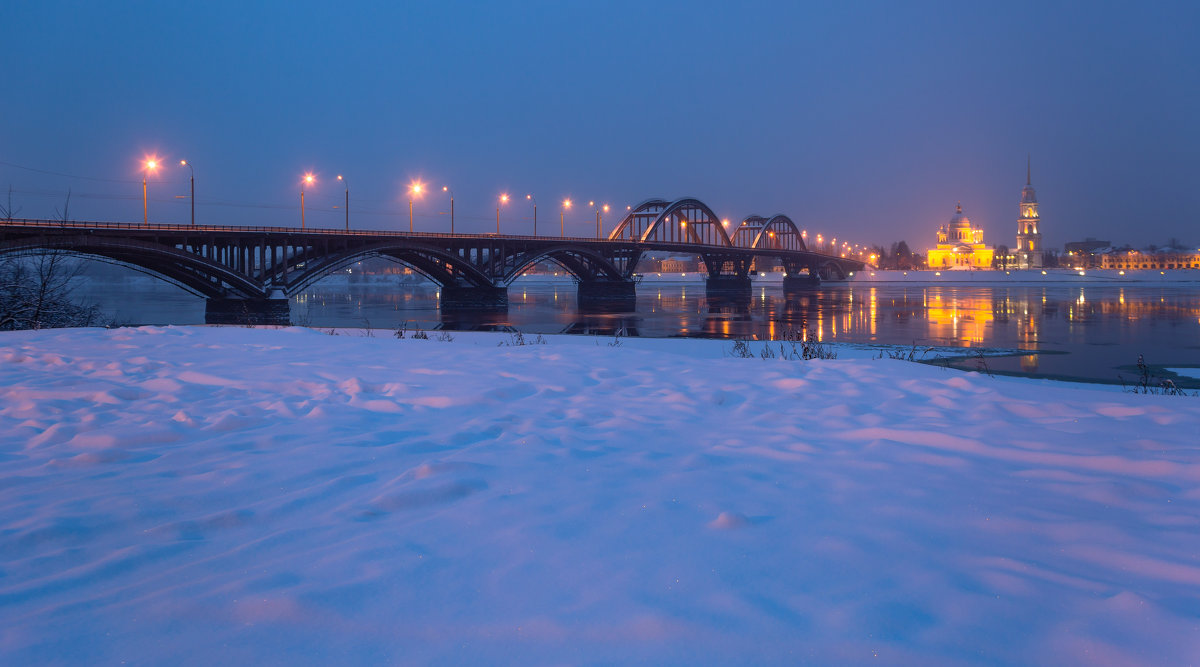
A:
[948, 203, 971, 230]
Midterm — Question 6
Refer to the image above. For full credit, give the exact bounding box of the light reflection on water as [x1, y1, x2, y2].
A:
[76, 279, 1200, 385]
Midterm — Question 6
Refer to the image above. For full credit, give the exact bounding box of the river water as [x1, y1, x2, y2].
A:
[73, 276, 1200, 388]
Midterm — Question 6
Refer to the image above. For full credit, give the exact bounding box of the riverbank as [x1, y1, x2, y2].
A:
[849, 268, 1200, 284]
[2, 326, 1199, 663]
[616, 268, 1200, 285]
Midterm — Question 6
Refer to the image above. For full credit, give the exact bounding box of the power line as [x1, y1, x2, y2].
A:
[0, 159, 147, 184]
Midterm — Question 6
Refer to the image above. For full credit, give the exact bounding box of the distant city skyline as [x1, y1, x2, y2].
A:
[1, 1, 1196, 249]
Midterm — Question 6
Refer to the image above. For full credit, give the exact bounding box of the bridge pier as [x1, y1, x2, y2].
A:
[440, 285, 509, 309]
[205, 296, 291, 326]
[577, 280, 637, 313]
[705, 276, 753, 299]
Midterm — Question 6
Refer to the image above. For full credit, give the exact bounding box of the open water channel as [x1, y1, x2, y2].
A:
[74, 275, 1200, 388]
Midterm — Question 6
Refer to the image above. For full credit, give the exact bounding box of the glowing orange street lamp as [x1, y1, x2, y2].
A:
[179, 160, 194, 226]
[300, 173, 315, 229]
[409, 182, 424, 232]
[443, 186, 454, 233]
[497, 193, 509, 234]
[561, 198, 572, 236]
[337, 175, 349, 231]
[142, 158, 159, 225]
[527, 194, 537, 236]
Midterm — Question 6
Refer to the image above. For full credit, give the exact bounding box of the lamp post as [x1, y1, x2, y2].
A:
[561, 198, 571, 237]
[589, 201, 609, 239]
[179, 160, 194, 226]
[337, 175, 349, 231]
[409, 182, 423, 232]
[301, 173, 315, 229]
[497, 193, 509, 234]
[443, 186, 454, 234]
[142, 159, 158, 225]
[526, 194, 536, 236]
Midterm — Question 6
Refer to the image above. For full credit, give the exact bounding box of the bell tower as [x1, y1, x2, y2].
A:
[1016, 156, 1043, 269]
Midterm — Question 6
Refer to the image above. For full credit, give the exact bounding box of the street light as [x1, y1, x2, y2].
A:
[409, 181, 423, 232]
[301, 173, 315, 229]
[589, 201, 608, 238]
[561, 198, 571, 237]
[179, 160, 194, 226]
[337, 175, 349, 231]
[142, 159, 159, 225]
[526, 194, 537, 236]
[443, 186, 455, 233]
[497, 193, 509, 234]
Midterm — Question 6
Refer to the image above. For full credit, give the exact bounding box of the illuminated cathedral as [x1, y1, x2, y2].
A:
[926, 203, 994, 269]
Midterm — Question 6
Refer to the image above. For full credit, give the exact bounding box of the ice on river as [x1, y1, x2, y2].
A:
[2, 326, 1199, 664]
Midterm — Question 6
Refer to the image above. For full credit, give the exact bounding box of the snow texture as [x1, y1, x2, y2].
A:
[2, 326, 1199, 664]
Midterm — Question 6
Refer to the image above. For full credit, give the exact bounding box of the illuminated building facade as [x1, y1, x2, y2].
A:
[926, 203, 994, 269]
[1098, 249, 1200, 270]
[1015, 158, 1043, 268]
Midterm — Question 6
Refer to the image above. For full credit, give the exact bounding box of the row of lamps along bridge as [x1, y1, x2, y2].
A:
[138, 158, 870, 260]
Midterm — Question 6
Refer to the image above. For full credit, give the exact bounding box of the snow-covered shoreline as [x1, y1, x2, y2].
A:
[849, 268, 1200, 284]
[2, 326, 1199, 663]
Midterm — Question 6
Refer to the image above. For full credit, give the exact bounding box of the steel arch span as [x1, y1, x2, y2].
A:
[608, 198, 732, 247]
[607, 199, 670, 241]
[731, 214, 807, 251]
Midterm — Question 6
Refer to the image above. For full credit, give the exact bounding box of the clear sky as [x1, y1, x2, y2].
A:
[2, 0, 1197, 250]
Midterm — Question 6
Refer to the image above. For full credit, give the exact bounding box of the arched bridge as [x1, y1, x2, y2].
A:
[0, 197, 863, 323]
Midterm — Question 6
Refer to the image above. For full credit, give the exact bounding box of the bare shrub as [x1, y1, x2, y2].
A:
[0, 251, 102, 330]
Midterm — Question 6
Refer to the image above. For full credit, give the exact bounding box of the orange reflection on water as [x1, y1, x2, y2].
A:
[926, 291, 993, 346]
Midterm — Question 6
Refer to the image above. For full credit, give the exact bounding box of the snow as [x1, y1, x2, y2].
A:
[3, 326, 1200, 664]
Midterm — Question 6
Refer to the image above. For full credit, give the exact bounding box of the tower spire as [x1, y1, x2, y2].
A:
[1027, 154, 1031, 185]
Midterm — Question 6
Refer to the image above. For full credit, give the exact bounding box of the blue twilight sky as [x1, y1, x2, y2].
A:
[1, 0, 1197, 250]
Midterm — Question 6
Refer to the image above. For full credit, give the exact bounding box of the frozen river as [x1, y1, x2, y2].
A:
[74, 276, 1200, 387]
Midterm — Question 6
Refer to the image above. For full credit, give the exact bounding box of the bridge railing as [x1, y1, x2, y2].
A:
[0, 216, 640, 242]
[0, 216, 859, 262]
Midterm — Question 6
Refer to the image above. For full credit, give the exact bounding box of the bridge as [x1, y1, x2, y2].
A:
[0, 197, 864, 324]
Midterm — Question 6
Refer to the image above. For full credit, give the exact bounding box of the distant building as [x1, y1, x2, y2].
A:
[1015, 158, 1043, 269]
[1098, 248, 1200, 270]
[1064, 237, 1111, 255]
[1063, 237, 1111, 268]
[658, 256, 705, 273]
[926, 203, 994, 269]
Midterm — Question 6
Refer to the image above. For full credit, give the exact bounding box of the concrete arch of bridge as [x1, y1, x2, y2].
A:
[499, 245, 628, 285]
[817, 261, 849, 281]
[0, 236, 265, 299]
[280, 242, 497, 296]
